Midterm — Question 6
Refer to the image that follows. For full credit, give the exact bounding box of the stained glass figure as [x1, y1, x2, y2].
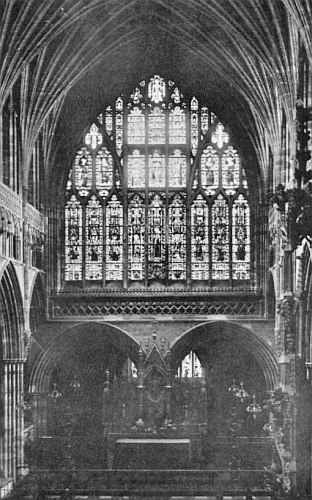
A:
[168, 194, 186, 280]
[171, 87, 183, 104]
[169, 150, 186, 187]
[201, 146, 219, 195]
[222, 146, 240, 194]
[191, 195, 209, 280]
[169, 106, 186, 144]
[128, 194, 145, 280]
[148, 75, 166, 103]
[95, 147, 113, 196]
[201, 106, 209, 136]
[115, 96, 123, 156]
[128, 149, 145, 188]
[191, 97, 199, 156]
[148, 194, 166, 280]
[65, 195, 82, 281]
[211, 122, 229, 149]
[130, 87, 143, 104]
[149, 149, 165, 188]
[212, 194, 229, 280]
[86, 196, 103, 280]
[232, 195, 250, 279]
[128, 106, 145, 144]
[74, 147, 92, 196]
[106, 195, 123, 280]
[148, 107, 165, 144]
[105, 106, 113, 137]
[85, 123, 103, 150]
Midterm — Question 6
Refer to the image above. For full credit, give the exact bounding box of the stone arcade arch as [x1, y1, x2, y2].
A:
[28, 322, 140, 437]
[171, 321, 278, 392]
[0, 262, 25, 479]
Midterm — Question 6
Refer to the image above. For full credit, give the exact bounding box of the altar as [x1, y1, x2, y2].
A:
[113, 437, 191, 469]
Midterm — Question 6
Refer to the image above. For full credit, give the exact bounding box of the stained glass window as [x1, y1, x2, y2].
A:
[169, 150, 186, 187]
[85, 123, 103, 150]
[115, 96, 123, 156]
[65, 195, 82, 281]
[105, 106, 113, 137]
[128, 149, 145, 188]
[201, 107, 209, 136]
[169, 106, 186, 144]
[148, 107, 165, 144]
[168, 194, 186, 280]
[149, 149, 165, 188]
[191, 97, 199, 156]
[148, 194, 166, 280]
[86, 196, 103, 280]
[128, 107, 145, 144]
[201, 146, 219, 195]
[212, 195, 229, 280]
[222, 146, 240, 194]
[128, 194, 145, 280]
[74, 147, 92, 196]
[106, 195, 123, 281]
[64, 75, 251, 287]
[232, 195, 250, 279]
[191, 195, 209, 280]
[211, 122, 229, 149]
[95, 147, 113, 196]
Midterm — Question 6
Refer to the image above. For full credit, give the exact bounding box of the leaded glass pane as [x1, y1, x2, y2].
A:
[128, 106, 145, 144]
[201, 106, 209, 136]
[66, 169, 72, 191]
[128, 194, 145, 280]
[86, 196, 103, 280]
[85, 123, 103, 150]
[148, 107, 165, 144]
[128, 149, 145, 188]
[168, 194, 186, 280]
[191, 97, 199, 156]
[74, 147, 93, 196]
[95, 147, 113, 196]
[211, 122, 229, 149]
[105, 106, 113, 137]
[148, 75, 166, 103]
[201, 146, 219, 195]
[222, 146, 240, 195]
[169, 106, 186, 144]
[168, 149, 186, 187]
[106, 195, 123, 280]
[232, 195, 250, 279]
[115, 96, 123, 156]
[212, 194, 229, 280]
[149, 149, 165, 188]
[148, 194, 166, 280]
[65, 195, 82, 281]
[191, 195, 209, 280]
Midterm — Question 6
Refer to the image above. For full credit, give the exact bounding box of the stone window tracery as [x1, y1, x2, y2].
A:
[64, 75, 251, 285]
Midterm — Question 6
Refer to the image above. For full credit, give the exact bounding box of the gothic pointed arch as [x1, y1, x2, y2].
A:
[29, 322, 141, 393]
[171, 321, 278, 392]
[0, 262, 24, 359]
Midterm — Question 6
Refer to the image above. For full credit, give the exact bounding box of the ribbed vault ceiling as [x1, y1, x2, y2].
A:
[0, 0, 311, 198]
